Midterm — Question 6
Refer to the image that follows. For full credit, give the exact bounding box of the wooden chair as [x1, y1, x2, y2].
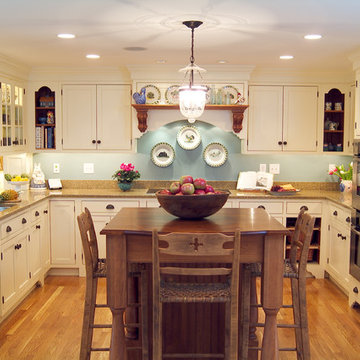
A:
[152, 230, 241, 360]
[240, 209, 315, 360]
[77, 208, 149, 360]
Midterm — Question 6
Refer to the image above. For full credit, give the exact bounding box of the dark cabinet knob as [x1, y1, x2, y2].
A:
[346, 217, 351, 223]
[97, 140, 101, 144]
[92, 140, 96, 144]
[341, 235, 346, 240]
[337, 233, 342, 238]
[106, 204, 115, 210]
[278, 141, 283, 145]
[44, 210, 48, 214]
[36, 225, 41, 229]
[300, 206, 308, 211]
[6, 226, 12, 232]
[14, 244, 22, 250]
[354, 287, 359, 294]
[22, 218, 27, 224]
[333, 211, 338, 216]
[35, 211, 40, 217]
[257, 205, 265, 210]
[283, 141, 287, 145]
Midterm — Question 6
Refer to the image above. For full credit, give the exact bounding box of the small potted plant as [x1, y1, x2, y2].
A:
[112, 163, 140, 191]
[328, 163, 353, 192]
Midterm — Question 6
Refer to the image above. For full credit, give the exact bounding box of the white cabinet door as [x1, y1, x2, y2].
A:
[283, 86, 318, 151]
[62, 84, 131, 150]
[50, 200, 76, 265]
[41, 206, 50, 269]
[1, 238, 17, 311]
[28, 223, 42, 279]
[248, 86, 283, 151]
[355, 78, 360, 139]
[62, 85, 97, 150]
[328, 221, 350, 285]
[97, 85, 131, 150]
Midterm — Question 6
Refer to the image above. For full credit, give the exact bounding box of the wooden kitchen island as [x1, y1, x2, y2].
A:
[101, 207, 289, 360]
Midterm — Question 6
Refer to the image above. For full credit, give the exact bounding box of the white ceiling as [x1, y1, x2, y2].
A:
[1, 0, 360, 72]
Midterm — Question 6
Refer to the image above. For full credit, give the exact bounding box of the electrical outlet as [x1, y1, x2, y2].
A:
[83, 163, 94, 174]
[329, 164, 336, 172]
[269, 164, 280, 174]
[259, 163, 267, 172]
[53, 163, 60, 173]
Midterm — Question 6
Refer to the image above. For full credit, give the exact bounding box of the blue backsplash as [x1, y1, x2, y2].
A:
[34, 120, 352, 182]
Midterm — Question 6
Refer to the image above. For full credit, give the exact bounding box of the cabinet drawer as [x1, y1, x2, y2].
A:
[286, 201, 322, 215]
[146, 199, 160, 208]
[1, 211, 29, 240]
[240, 201, 283, 214]
[329, 203, 351, 228]
[82, 199, 140, 214]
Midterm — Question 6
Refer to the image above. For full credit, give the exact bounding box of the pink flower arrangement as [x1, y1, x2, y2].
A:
[112, 163, 140, 183]
[328, 163, 353, 180]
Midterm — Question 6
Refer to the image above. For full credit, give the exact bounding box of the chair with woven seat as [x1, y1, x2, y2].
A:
[240, 209, 315, 360]
[77, 208, 149, 360]
[152, 230, 241, 360]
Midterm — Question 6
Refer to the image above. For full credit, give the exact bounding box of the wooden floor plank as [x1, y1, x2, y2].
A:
[0, 276, 359, 359]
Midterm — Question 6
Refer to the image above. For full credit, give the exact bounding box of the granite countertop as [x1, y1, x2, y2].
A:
[0, 185, 353, 220]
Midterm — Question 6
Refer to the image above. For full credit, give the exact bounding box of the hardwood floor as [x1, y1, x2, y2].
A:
[0, 276, 359, 359]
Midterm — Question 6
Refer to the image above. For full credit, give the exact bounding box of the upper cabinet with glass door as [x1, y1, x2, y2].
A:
[1, 81, 26, 151]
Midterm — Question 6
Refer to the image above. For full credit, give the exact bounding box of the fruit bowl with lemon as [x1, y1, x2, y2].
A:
[4, 173, 30, 192]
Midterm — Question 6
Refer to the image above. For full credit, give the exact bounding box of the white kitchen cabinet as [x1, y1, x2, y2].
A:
[62, 84, 131, 150]
[50, 200, 76, 265]
[1, 232, 29, 314]
[326, 203, 351, 291]
[247, 85, 318, 152]
[28, 223, 42, 280]
[354, 76, 360, 139]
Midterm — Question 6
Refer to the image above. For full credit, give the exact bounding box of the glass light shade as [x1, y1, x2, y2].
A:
[178, 85, 207, 123]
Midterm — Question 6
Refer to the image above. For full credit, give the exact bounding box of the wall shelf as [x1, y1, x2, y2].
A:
[131, 104, 249, 133]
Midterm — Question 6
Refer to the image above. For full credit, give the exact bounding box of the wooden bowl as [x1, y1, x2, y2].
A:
[156, 191, 229, 219]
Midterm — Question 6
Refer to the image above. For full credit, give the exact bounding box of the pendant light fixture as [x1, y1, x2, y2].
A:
[178, 20, 208, 124]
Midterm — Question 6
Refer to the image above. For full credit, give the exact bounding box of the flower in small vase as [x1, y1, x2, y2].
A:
[112, 163, 141, 183]
[328, 162, 353, 181]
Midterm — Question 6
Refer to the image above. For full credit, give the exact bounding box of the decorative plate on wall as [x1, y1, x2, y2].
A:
[151, 142, 175, 167]
[144, 84, 161, 104]
[203, 143, 228, 167]
[177, 126, 201, 150]
[165, 85, 180, 104]
[222, 85, 239, 104]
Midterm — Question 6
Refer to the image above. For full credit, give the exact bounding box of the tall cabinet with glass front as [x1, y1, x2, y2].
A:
[1, 82, 25, 150]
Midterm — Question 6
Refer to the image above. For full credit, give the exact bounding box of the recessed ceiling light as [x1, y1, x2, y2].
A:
[86, 54, 100, 59]
[218, 60, 227, 64]
[57, 33, 75, 39]
[280, 55, 294, 60]
[123, 47, 147, 51]
[156, 59, 166, 64]
[304, 34, 322, 40]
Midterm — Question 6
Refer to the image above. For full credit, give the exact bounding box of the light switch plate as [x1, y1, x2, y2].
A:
[83, 163, 94, 174]
[53, 163, 60, 173]
[259, 163, 267, 172]
[269, 164, 280, 174]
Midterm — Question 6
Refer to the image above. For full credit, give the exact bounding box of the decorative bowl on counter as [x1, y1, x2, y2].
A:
[155, 190, 229, 219]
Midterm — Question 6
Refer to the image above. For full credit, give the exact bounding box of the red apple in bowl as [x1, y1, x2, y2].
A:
[169, 181, 181, 194]
[181, 183, 195, 195]
[194, 189, 206, 195]
[193, 178, 206, 190]
[159, 189, 172, 195]
[180, 175, 193, 185]
[205, 185, 214, 193]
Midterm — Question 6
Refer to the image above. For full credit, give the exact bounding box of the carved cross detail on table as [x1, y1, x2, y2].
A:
[189, 237, 203, 252]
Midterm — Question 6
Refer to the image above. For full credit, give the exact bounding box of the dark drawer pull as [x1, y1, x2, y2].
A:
[92, 140, 96, 144]
[278, 141, 282, 145]
[22, 218, 27, 224]
[337, 233, 342, 238]
[257, 205, 265, 210]
[36, 225, 41, 229]
[283, 141, 287, 145]
[106, 204, 115, 210]
[6, 226, 12, 232]
[341, 235, 346, 240]
[346, 217, 351, 223]
[35, 211, 40, 217]
[300, 206, 308, 211]
[97, 140, 101, 144]
[333, 211, 338, 216]
[44, 210, 48, 214]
